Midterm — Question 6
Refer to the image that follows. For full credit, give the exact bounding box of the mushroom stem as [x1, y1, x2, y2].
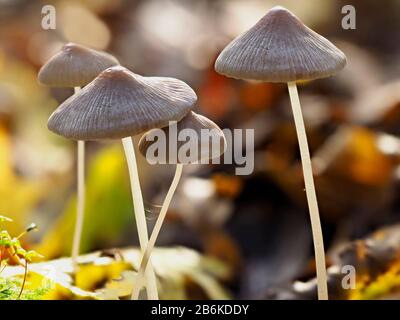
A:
[71, 87, 85, 272]
[287, 81, 328, 300]
[121, 137, 159, 300]
[131, 163, 183, 300]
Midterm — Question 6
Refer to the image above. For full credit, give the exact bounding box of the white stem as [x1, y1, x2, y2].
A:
[71, 87, 85, 272]
[121, 137, 158, 300]
[131, 164, 183, 300]
[287, 82, 328, 300]
[71, 140, 85, 271]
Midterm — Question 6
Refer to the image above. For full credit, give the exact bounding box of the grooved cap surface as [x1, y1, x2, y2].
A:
[139, 111, 226, 164]
[48, 66, 197, 140]
[38, 43, 119, 87]
[215, 6, 346, 82]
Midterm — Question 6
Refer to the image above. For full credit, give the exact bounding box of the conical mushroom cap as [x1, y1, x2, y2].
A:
[48, 66, 197, 140]
[139, 111, 226, 164]
[38, 43, 119, 87]
[215, 6, 346, 83]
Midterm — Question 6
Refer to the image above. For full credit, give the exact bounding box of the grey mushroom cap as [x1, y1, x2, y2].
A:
[215, 6, 346, 83]
[38, 43, 119, 87]
[47, 66, 197, 140]
[139, 111, 226, 164]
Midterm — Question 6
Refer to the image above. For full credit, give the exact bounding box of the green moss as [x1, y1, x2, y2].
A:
[0, 276, 49, 300]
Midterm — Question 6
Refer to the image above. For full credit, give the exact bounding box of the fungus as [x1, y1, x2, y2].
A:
[47, 66, 197, 299]
[131, 111, 226, 299]
[215, 6, 347, 300]
[38, 43, 119, 271]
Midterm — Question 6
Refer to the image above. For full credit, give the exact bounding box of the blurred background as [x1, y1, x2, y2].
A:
[1, 0, 400, 299]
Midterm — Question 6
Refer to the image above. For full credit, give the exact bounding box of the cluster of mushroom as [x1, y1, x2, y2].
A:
[39, 44, 226, 299]
[38, 5, 347, 300]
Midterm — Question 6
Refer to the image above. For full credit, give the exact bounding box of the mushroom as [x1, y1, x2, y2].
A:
[38, 43, 119, 88]
[47, 65, 197, 299]
[215, 6, 347, 300]
[131, 111, 226, 299]
[38, 43, 119, 271]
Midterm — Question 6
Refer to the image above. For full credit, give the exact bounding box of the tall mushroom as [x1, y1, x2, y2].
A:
[215, 6, 347, 300]
[47, 66, 197, 300]
[38, 43, 119, 270]
[132, 111, 226, 299]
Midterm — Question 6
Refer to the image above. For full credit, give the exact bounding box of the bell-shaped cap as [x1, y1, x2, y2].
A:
[48, 66, 197, 140]
[215, 6, 346, 83]
[38, 43, 119, 87]
[139, 111, 226, 164]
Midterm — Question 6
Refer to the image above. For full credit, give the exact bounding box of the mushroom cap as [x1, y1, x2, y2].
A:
[139, 111, 226, 164]
[215, 6, 346, 83]
[47, 66, 197, 140]
[38, 43, 119, 87]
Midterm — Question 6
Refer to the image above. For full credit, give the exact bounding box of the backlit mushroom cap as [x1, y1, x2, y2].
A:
[47, 66, 197, 140]
[139, 111, 226, 164]
[38, 43, 119, 87]
[215, 6, 346, 83]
